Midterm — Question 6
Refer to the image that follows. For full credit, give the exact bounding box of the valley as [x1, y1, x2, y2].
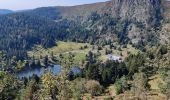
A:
[0, 0, 170, 100]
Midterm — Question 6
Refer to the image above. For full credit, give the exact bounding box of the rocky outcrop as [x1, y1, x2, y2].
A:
[110, 0, 162, 27]
[162, 0, 170, 19]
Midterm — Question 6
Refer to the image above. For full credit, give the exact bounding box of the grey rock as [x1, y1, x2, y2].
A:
[110, 0, 162, 26]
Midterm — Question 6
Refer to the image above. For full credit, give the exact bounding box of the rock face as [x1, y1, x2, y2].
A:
[110, 0, 162, 26]
[163, 0, 170, 19]
[56, 0, 162, 27]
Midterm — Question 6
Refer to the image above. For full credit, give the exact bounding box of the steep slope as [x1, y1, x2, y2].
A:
[110, 0, 161, 27]
[60, 0, 161, 26]
[27, 1, 109, 21]
[29, 0, 162, 26]
[158, 0, 170, 44]
[0, 12, 91, 58]
[162, 0, 170, 19]
[27, 0, 162, 45]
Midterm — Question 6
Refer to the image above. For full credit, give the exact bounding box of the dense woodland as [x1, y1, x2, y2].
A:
[0, 12, 94, 59]
[0, 12, 151, 59]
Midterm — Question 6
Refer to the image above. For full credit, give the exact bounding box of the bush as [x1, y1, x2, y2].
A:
[71, 78, 86, 100]
[158, 69, 170, 98]
[131, 73, 149, 96]
[159, 45, 168, 55]
[85, 80, 102, 96]
[114, 76, 129, 95]
[115, 79, 122, 95]
[125, 52, 145, 75]
[98, 46, 103, 50]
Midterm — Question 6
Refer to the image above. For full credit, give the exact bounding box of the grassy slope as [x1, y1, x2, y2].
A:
[148, 75, 165, 90]
[28, 41, 91, 57]
[28, 41, 92, 66]
[28, 41, 140, 66]
[99, 44, 140, 61]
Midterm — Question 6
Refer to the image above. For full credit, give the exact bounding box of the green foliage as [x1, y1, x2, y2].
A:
[84, 58, 128, 86]
[0, 52, 7, 70]
[41, 72, 58, 99]
[0, 72, 20, 100]
[131, 72, 149, 96]
[159, 82, 170, 97]
[16, 60, 24, 70]
[114, 79, 122, 95]
[158, 45, 168, 55]
[125, 52, 145, 75]
[38, 70, 72, 100]
[85, 62, 100, 80]
[0, 13, 59, 58]
[0, 12, 93, 59]
[158, 68, 170, 98]
[18, 79, 39, 100]
[85, 80, 102, 96]
[114, 76, 129, 95]
[71, 78, 86, 100]
[105, 48, 112, 55]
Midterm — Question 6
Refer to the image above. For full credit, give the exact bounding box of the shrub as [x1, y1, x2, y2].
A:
[71, 78, 86, 100]
[114, 76, 129, 95]
[85, 80, 102, 96]
[159, 45, 168, 55]
[115, 79, 122, 95]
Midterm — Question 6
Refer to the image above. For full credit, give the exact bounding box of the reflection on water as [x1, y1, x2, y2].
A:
[17, 65, 81, 79]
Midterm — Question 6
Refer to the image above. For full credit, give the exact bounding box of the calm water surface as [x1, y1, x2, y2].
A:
[17, 65, 81, 79]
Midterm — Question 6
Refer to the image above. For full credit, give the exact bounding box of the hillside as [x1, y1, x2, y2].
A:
[0, 9, 13, 15]
[29, 0, 162, 26]
[0, 0, 165, 59]
[162, 0, 170, 19]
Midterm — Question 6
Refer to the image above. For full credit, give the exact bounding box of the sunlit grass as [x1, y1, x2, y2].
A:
[28, 41, 91, 58]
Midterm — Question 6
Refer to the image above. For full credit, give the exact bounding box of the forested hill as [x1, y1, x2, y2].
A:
[0, 9, 13, 15]
[0, 13, 91, 58]
[0, 0, 169, 59]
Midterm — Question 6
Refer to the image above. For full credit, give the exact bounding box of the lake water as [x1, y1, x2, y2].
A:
[17, 65, 81, 79]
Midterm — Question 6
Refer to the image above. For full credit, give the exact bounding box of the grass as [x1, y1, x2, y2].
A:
[74, 53, 86, 63]
[28, 41, 139, 66]
[98, 44, 140, 61]
[28, 41, 91, 58]
[28, 41, 92, 66]
[58, 52, 86, 66]
[107, 84, 116, 97]
[121, 44, 140, 58]
[148, 75, 165, 90]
